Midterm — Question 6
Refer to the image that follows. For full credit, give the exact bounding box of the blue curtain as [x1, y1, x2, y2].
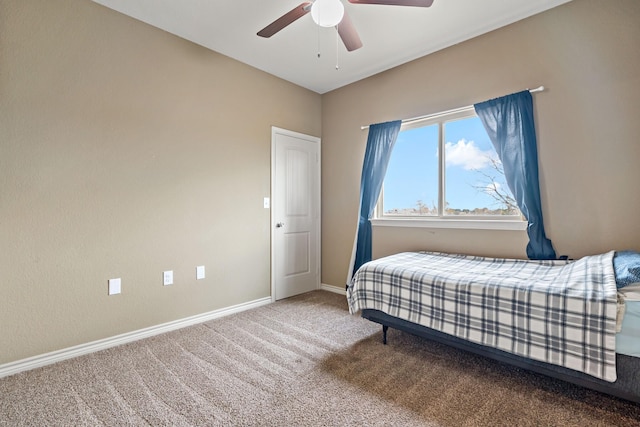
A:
[349, 120, 402, 281]
[474, 91, 556, 260]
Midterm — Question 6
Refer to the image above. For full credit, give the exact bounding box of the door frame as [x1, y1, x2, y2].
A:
[270, 126, 321, 302]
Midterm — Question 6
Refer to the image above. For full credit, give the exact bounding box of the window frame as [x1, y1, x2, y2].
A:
[373, 108, 527, 231]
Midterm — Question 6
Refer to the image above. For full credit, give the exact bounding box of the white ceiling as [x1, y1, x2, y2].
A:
[91, 0, 572, 94]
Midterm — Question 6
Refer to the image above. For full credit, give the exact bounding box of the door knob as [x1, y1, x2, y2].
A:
[276, 222, 285, 228]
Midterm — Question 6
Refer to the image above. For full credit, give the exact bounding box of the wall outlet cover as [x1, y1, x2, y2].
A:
[108, 278, 121, 295]
[196, 265, 205, 280]
[163, 270, 173, 286]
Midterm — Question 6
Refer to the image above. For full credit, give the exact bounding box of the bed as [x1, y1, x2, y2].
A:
[347, 250, 640, 404]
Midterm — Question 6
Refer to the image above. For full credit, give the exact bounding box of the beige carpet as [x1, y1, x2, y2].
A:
[1, 290, 639, 426]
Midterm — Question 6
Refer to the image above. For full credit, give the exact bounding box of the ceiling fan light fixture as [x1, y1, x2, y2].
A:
[311, 0, 345, 27]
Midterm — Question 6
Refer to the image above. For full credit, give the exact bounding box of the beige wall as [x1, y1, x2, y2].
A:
[0, 0, 321, 364]
[322, 0, 640, 287]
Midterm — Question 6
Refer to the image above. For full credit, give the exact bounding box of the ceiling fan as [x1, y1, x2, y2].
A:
[257, 0, 434, 52]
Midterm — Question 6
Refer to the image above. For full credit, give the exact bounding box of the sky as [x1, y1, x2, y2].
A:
[383, 115, 513, 213]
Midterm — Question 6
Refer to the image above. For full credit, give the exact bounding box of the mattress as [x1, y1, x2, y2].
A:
[617, 283, 640, 357]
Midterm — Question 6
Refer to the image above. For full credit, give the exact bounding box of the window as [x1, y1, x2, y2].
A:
[376, 109, 524, 229]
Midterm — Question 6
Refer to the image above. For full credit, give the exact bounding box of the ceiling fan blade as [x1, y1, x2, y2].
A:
[337, 10, 363, 52]
[257, 2, 313, 38]
[347, 0, 434, 6]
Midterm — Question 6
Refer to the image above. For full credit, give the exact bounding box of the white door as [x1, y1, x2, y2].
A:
[271, 127, 320, 300]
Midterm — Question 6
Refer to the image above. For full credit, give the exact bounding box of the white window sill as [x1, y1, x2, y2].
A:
[371, 217, 527, 231]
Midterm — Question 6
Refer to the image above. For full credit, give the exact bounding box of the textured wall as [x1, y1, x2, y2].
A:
[321, 0, 640, 287]
[0, 0, 321, 364]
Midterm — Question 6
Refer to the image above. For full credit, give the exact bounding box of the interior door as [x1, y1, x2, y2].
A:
[272, 127, 320, 300]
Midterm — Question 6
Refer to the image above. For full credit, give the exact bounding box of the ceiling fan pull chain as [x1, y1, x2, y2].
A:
[317, 18, 321, 58]
[335, 26, 340, 70]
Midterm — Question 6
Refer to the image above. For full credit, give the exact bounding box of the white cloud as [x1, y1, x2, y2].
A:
[445, 139, 496, 170]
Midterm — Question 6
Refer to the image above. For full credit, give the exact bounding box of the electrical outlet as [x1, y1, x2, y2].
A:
[163, 270, 173, 286]
[263, 197, 270, 209]
[196, 265, 205, 280]
[108, 278, 121, 295]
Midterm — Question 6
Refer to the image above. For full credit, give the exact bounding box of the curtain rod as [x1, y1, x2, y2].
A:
[360, 86, 545, 130]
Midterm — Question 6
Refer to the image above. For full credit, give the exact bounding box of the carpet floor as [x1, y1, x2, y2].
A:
[1, 290, 639, 426]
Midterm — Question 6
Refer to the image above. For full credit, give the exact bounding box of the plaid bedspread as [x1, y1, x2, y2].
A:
[347, 251, 618, 382]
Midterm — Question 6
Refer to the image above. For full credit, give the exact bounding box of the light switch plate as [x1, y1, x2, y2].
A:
[196, 265, 205, 280]
[163, 270, 173, 286]
[263, 197, 270, 209]
[108, 278, 121, 295]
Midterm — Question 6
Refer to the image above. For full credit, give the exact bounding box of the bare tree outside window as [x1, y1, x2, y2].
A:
[470, 156, 520, 215]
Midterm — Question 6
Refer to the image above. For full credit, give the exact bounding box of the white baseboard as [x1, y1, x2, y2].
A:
[320, 283, 346, 295]
[0, 296, 272, 379]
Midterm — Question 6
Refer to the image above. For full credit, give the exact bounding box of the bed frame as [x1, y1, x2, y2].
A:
[362, 308, 640, 404]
